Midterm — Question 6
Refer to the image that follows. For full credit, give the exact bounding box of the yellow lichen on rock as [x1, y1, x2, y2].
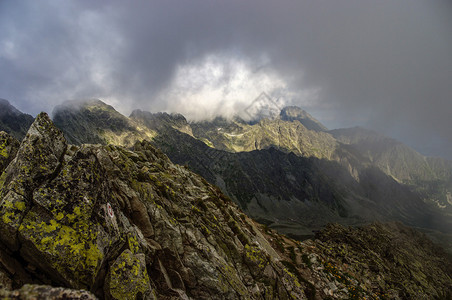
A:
[108, 249, 151, 299]
[18, 210, 103, 288]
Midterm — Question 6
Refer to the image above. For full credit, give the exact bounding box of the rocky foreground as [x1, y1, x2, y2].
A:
[0, 113, 451, 299]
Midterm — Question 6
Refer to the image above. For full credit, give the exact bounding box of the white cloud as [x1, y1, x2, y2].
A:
[156, 54, 319, 121]
[0, 40, 17, 60]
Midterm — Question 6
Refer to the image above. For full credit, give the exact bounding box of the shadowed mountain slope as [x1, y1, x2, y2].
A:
[330, 127, 452, 210]
[0, 99, 34, 141]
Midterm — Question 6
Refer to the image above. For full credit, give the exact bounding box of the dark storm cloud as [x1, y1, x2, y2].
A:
[0, 0, 451, 158]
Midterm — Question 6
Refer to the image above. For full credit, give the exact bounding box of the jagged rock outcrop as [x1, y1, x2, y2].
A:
[0, 113, 451, 299]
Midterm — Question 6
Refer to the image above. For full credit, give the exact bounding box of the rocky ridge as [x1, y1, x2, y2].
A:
[279, 106, 328, 132]
[52, 99, 155, 146]
[188, 115, 337, 159]
[0, 113, 451, 299]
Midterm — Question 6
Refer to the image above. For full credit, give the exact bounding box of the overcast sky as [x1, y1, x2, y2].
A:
[0, 0, 451, 158]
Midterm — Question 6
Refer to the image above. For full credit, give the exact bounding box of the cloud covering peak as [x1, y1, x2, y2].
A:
[0, 0, 451, 158]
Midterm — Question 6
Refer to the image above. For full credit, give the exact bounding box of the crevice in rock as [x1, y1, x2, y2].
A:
[91, 233, 128, 299]
[44, 145, 68, 185]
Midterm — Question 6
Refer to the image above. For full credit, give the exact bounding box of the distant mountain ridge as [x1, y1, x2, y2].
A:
[52, 99, 156, 146]
[0, 99, 34, 140]
[280, 106, 328, 132]
[330, 127, 452, 209]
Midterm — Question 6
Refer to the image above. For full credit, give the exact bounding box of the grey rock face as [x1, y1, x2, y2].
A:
[0, 131, 19, 173]
[0, 284, 97, 300]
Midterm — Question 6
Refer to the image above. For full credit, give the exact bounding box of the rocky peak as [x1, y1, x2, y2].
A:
[131, 110, 187, 128]
[0, 99, 22, 117]
[52, 99, 116, 113]
[130, 110, 194, 137]
[52, 99, 131, 130]
[52, 100, 154, 146]
[0, 99, 34, 141]
[0, 112, 67, 251]
[243, 92, 281, 124]
[280, 106, 328, 132]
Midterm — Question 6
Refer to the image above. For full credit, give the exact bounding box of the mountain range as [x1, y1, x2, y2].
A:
[42, 100, 452, 248]
[2, 99, 452, 245]
[0, 108, 451, 299]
